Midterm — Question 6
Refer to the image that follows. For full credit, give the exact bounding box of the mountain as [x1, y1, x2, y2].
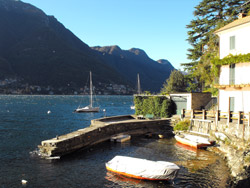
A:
[0, 0, 175, 94]
[92, 46, 175, 91]
[0, 0, 126, 87]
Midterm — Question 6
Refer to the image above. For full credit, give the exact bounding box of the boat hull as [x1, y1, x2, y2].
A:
[105, 156, 179, 181]
[130, 105, 135, 110]
[106, 166, 169, 181]
[74, 106, 99, 113]
[174, 134, 212, 149]
[110, 135, 131, 142]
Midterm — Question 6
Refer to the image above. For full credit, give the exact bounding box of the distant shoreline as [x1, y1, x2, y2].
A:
[0, 94, 133, 96]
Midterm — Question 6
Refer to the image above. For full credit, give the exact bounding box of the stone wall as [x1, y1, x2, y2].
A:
[39, 116, 172, 157]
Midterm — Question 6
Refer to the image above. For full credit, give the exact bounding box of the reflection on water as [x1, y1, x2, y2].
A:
[105, 171, 174, 188]
[0, 95, 231, 188]
[175, 143, 217, 173]
[105, 172, 146, 188]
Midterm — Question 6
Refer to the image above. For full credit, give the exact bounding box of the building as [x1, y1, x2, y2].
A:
[170, 92, 211, 115]
[214, 13, 250, 113]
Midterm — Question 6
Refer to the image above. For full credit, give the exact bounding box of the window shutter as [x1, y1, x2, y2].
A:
[230, 36, 235, 50]
[229, 97, 235, 112]
[229, 64, 235, 85]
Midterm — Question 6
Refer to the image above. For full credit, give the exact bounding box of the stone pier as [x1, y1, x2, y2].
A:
[38, 115, 172, 158]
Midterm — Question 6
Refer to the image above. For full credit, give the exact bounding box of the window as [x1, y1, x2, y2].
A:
[229, 97, 235, 112]
[229, 64, 235, 85]
[230, 36, 235, 50]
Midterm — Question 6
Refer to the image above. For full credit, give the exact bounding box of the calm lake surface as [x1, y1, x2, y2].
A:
[0, 95, 231, 188]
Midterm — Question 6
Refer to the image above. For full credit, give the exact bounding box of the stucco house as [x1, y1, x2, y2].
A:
[214, 13, 250, 113]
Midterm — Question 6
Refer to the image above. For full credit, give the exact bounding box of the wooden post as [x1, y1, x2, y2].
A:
[191, 109, 194, 120]
[181, 109, 185, 120]
[238, 111, 243, 139]
[243, 122, 245, 140]
[215, 110, 220, 131]
[202, 109, 206, 120]
[227, 111, 232, 125]
[238, 111, 243, 125]
[227, 97, 231, 125]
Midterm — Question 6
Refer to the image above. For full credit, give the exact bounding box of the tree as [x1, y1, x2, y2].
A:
[183, 0, 250, 91]
[160, 99, 176, 118]
[161, 70, 187, 93]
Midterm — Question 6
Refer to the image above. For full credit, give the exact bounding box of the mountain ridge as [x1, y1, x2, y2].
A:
[0, 0, 175, 94]
[92, 45, 175, 91]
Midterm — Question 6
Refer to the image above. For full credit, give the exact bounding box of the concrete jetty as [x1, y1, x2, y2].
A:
[38, 115, 172, 158]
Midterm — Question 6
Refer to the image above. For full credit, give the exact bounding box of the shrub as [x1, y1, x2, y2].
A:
[174, 120, 190, 131]
[134, 96, 176, 118]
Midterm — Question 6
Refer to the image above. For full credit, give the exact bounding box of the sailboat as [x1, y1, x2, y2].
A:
[74, 71, 100, 113]
[130, 73, 141, 110]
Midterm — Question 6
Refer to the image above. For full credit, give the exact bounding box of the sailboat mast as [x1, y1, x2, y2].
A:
[90, 71, 93, 107]
[137, 73, 141, 94]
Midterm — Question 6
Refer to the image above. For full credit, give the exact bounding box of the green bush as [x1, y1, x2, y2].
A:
[174, 120, 190, 131]
[134, 96, 176, 118]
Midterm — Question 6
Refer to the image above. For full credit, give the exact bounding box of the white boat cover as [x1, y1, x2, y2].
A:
[106, 156, 179, 180]
[182, 134, 211, 144]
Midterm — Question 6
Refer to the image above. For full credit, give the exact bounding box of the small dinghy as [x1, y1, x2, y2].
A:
[105, 156, 180, 181]
[175, 133, 214, 149]
[110, 135, 131, 142]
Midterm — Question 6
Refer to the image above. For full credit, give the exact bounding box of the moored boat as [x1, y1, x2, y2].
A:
[175, 133, 214, 149]
[130, 105, 135, 110]
[74, 105, 99, 113]
[105, 155, 180, 181]
[110, 134, 131, 142]
[130, 73, 141, 110]
[74, 71, 99, 113]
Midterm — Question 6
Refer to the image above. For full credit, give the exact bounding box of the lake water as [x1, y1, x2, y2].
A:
[0, 95, 231, 187]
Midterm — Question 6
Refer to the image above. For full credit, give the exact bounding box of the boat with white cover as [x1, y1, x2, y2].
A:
[175, 133, 214, 149]
[105, 155, 180, 181]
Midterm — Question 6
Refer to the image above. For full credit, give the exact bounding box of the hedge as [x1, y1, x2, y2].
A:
[134, 96, 176, 118]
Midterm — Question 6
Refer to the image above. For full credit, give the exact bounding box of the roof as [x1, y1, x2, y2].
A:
[214, 15, 250, 34]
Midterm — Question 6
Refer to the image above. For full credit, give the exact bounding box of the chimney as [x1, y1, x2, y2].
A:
[238, 12, 246, 19]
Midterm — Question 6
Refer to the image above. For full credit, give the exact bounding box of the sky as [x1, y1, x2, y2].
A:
[22, 0, 202, 69]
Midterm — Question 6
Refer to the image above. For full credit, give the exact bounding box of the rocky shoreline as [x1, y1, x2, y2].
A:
[171, 117, 250, 187]
[208, 137, 250, 187]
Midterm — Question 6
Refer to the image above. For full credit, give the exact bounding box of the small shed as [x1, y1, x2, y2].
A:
[170, 92, 212, 115]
